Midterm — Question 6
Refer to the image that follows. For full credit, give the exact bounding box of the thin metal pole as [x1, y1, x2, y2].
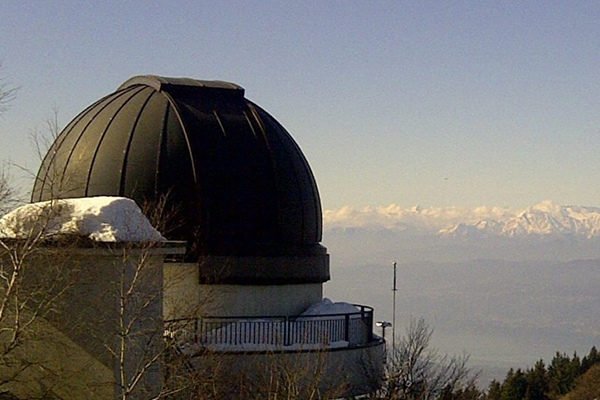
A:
[392, 261, 397, 354]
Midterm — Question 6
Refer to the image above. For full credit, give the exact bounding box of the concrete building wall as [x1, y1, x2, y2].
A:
[0, 243, 184, 400]
[188, 340, 385, 398]
[0, 310, 114, 400]
[164, 262, 323, 319]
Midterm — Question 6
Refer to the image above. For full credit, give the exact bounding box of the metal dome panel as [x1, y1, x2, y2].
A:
[32, 75, 327, 283]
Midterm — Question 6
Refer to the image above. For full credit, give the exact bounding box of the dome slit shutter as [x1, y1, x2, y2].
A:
[162, 92, 198, 183]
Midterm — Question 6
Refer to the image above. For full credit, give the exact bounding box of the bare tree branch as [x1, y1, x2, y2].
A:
[0, 61, 18, 116]
[376, 317, 480, 400]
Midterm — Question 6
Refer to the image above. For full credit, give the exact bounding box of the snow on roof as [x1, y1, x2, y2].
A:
[300, 298, 359, 316]
[0, 196, 165, 242]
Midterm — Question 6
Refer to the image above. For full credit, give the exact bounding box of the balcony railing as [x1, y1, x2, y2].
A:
[165, 304, 374, 351]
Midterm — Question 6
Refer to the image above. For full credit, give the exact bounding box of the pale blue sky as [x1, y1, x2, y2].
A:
[1, 1, 599, 209]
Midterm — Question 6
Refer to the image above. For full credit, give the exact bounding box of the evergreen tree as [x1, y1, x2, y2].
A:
[524, 360, 549, 400]
[580, 346, 599, 375]
[548, 352, 578, 397]
[501, 369, 527, 400]
[486, 347, 600, 400]
[571, 352, 581, 378]
[487, 380, 502, 400]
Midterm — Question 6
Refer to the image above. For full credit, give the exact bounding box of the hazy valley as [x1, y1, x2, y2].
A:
[322, 202, 600, 385]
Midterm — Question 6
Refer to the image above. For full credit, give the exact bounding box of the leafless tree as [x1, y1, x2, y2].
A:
[110, 241, 172, 400]
[0, 169, 16, 217]
[0, 61, 17, 116]
[0, 63, 19, 217]
[0, 96, 79, 398]
[373, 318, 480, 400]
[0, 64, 187, 399]
[0, 198, 191, 400]
[163, 347, 348, 400]
[28, 106, 61, 165]
[0, 202, 86, 399]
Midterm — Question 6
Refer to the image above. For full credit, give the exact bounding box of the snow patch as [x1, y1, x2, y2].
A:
[0, 197, 165, 242]
[300, 298, 360, 316]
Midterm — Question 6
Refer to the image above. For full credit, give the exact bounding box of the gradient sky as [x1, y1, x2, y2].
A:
[1, 1, 599, 210]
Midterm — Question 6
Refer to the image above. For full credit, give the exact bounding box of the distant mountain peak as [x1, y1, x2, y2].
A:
[324, 202, 600, 240]
[409, 205, 422, 213]
[441, 202, 600, 239]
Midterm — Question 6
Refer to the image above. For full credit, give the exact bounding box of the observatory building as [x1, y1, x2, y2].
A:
[30, 75, 384, 397]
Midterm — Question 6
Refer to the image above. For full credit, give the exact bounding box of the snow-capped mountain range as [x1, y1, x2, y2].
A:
[324, 201, 600, 239]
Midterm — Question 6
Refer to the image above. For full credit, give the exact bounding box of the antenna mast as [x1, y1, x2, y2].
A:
[392, 261, 397, 354]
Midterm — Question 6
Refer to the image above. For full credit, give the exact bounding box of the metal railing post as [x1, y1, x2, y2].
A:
[344, 314, 350, 342]
[367, 311, 373, 342]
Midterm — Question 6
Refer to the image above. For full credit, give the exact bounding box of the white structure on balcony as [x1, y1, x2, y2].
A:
[31, 75, 385, 397]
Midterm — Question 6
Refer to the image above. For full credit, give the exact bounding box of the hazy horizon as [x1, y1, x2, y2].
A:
[322, 200, 600, 385]
[2, 2, 600, 209]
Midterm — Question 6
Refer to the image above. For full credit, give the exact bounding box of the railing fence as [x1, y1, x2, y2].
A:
[165, 305, 374, 349]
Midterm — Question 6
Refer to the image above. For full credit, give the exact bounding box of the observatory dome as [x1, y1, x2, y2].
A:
[32, 75, 328, 284]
